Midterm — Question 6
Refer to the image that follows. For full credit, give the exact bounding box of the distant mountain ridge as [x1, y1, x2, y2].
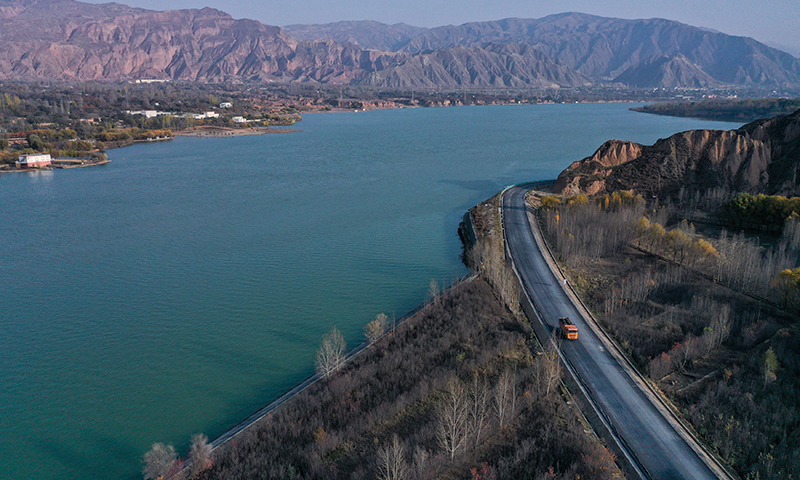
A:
[358, 43, 590, 89]
[284, 21, 428, 52]
[293, 13, 800, 88]
[1, 0, 799, 89]
[0, 0, 404, 82]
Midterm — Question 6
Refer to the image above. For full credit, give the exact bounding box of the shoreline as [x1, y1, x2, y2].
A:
[0, 157, 110, 174]
[186, 274, 475, 468]
[174, 126, 301, 137]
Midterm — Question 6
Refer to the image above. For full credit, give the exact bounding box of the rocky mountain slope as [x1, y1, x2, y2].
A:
[1, 0, 799, 88]
[296, 13, 800, 88]
[0, 0, 402, 82]
[395, 13, 800, 87]
[553, 109, 800, 198]
[358, 43, 590, 89]
[284, 20, 428, 52]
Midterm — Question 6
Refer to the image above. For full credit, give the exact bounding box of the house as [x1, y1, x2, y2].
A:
[232, 116, 248, 123]
[17, 153, 52, 168]
[126, 110, 161, 118]
[219, 102, 233, 108]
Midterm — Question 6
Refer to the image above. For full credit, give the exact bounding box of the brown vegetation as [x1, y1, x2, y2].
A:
[189, 279, 619, 480]
[538, 190, 800, 479]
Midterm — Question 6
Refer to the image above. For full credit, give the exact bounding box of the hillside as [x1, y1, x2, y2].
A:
[1, 1, 799, 89]
[0, 0, 402, 82]
[284, 20, 428, 52]
[395, 13, 800, 87]
[553, 108, 800, 198]
[358, 43, 590, 89]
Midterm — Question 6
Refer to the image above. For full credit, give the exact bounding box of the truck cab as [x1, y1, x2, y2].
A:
[558, 317, 578, 340]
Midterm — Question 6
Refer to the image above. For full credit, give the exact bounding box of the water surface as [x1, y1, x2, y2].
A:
[0, 103, 736, 480]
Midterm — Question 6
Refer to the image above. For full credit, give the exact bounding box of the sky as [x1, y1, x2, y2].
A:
[86, 0, 800, 55]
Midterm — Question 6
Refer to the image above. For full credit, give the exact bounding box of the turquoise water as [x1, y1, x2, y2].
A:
[0, 104, 736, 480]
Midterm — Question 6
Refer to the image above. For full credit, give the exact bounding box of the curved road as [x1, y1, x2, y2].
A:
[502, 185, 724, 480]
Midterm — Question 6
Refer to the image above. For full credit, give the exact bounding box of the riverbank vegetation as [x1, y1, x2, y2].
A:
[632, 97, 800, 123]
[535, 189, 800, 479]
[179, 278, 618, 480]
[0, 82, 303, 169]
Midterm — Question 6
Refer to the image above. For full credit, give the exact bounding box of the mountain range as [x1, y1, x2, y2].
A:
[1, 0, 799, 89]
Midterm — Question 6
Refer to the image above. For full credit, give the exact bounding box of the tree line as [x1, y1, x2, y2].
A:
[719, 193, 800, 233]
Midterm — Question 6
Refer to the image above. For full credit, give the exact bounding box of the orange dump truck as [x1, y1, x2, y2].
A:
[558, 317, 578, 340]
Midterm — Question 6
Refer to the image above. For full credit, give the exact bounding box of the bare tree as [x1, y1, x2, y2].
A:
[142, 442, 176, 480]
[377, 434, 408, 480]
[468, 372, 491, 449]
[189, 433, 212, 476]
[315, 326, 346, 378]
[411, 445, 428, 478]
[538, 334, 562, 396]
[427, 278, 440, 305]
[493, 368, 515, 428]
[470, 239, 520, 313]
[702, 302, 732, 354]
[436, 378, 468, 460]
[674, 335, 703, 373]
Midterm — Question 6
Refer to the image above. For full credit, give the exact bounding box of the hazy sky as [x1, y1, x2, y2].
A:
[86, 0, 800, 53]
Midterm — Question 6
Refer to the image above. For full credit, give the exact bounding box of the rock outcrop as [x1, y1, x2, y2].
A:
[553, 109, 800, 198]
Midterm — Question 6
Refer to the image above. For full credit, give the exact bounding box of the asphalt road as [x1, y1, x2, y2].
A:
[502, 185, 722, 480]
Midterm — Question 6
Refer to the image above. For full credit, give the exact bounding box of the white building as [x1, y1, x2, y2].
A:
[232, 116, 248, 123]
[126, 110, 162, 118]
[219, 102, 233, 108]
[17, 153, 52, 168]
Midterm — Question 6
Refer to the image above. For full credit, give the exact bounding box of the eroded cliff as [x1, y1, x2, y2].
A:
[553, 109, 800, 197]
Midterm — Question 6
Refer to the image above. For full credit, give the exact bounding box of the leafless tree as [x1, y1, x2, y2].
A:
[469, 239, 520, 313]
[377, 434, 408, 480]
[716, 230, 796, 298]
[538, 334, 562, 396]
[674, 335, 703, 373]
[701, 301, 732, 354]
[542, 198, 643, 261]
[493, 368, 515, 428]
[411, 445, 428, 478]
[142, 442, 176, 480]
[189, 433, 212, 476]
[436, 378, 468, 460]
[427, 278, 440, 305]
[468, 372, 491, 449]
[315, 326, 346, 378]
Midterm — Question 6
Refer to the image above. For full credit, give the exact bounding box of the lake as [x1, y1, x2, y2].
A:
[0, 103, 736, 480]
